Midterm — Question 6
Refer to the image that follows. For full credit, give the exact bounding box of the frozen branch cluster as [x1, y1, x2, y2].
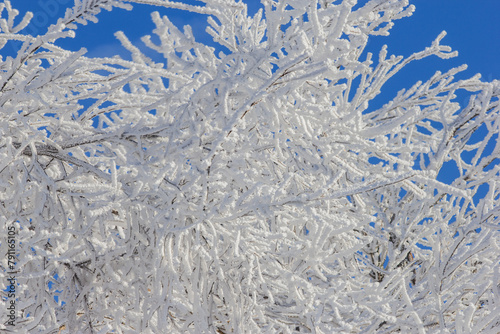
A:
[0, 0, 499, 333]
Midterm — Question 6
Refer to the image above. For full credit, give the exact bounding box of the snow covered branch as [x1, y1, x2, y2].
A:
[0, 0, 498, 332]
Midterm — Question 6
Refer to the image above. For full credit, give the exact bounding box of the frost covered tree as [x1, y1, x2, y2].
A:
[0, 0, 499, 333]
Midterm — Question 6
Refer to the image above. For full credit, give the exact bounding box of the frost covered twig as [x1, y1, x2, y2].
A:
[0, 0, 499, 333]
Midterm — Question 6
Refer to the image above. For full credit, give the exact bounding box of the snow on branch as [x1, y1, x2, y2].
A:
[0, 0, 499, 333]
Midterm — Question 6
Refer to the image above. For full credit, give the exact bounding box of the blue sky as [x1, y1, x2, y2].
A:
[4, 0, 498, 118]
[5, 0, 499, 95]
[6, 1, 499, 83]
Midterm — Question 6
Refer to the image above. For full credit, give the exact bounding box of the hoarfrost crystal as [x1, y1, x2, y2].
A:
[0, 0, 499, 333]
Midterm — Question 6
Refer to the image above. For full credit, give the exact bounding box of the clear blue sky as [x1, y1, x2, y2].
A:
[5, 0, 499, 98]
